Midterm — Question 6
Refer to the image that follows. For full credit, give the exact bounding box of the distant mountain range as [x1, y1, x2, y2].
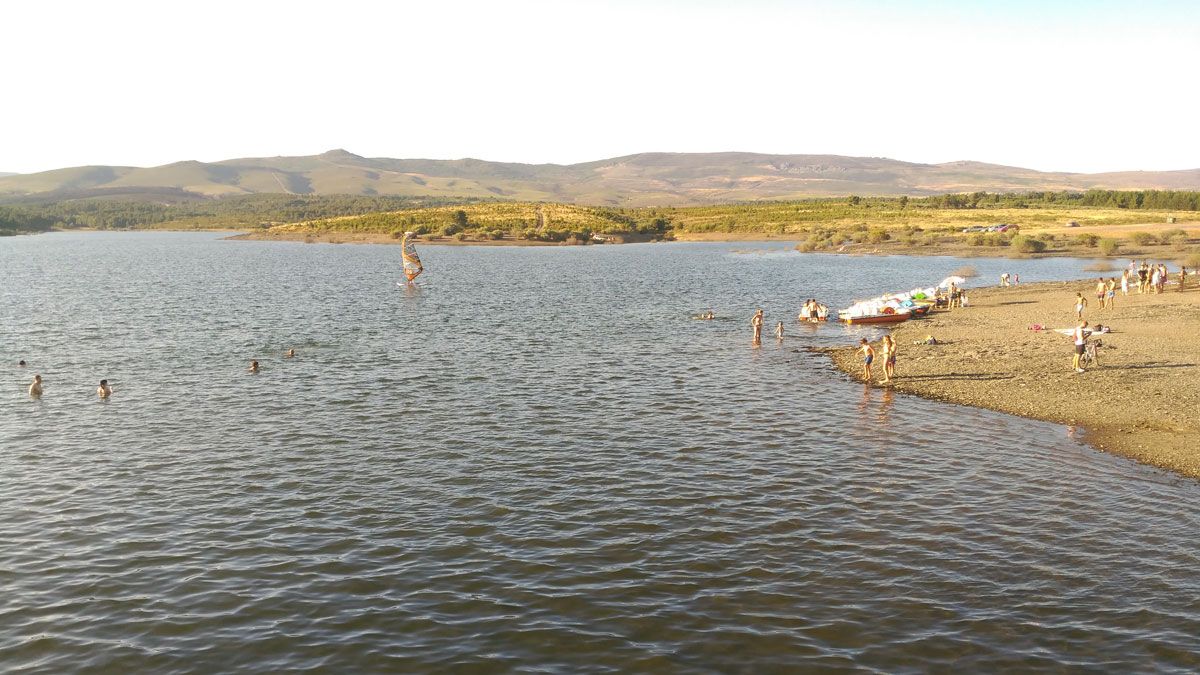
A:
[2, 150, 1198, 207]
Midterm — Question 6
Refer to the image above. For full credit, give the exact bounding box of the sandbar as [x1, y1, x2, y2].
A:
[825, 278, 1200, 480]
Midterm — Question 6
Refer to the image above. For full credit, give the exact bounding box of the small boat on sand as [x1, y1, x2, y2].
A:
[839, 312, 912, 325]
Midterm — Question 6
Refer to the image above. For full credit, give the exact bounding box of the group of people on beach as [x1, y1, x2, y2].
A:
[1129, 261, 1183, 295]
[19, 349, 297, 400]
[858, 335, 897, 385]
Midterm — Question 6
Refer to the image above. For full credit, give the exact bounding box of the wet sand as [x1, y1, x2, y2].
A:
[826, 278, 1200, 479]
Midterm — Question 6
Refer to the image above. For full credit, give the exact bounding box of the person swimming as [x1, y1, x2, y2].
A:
[18, 360, 26, 367]
[249, 360, 260, 373]
[97, 379, 112, 399]
[29, 374, 43, 398]
[285, 348, 296, 358]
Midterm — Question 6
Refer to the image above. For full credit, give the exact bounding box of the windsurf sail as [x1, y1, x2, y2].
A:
[401, 231, 424, 282]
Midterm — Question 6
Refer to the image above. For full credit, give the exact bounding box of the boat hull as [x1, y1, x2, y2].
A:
[839, 313, 911, 325]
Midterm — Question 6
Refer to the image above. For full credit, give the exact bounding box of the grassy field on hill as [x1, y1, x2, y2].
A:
[257, 191, 1200, 262]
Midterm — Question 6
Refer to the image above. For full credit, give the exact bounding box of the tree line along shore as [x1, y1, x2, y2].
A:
[824, 276, 1200, 480]
[4, 191, 1200, 265]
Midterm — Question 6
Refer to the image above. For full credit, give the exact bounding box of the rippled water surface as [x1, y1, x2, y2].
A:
[2, 232, 1199, 672]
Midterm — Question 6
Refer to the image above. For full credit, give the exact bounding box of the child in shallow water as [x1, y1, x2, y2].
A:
[859, 338, 875, 381]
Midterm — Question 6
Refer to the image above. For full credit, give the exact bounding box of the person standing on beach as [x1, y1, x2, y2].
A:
[859, 338, 875, 381]
[1095, 278, 1106, 307]
[1071, 320, 1089, 373]
[751, 309, 764, 345]
[1074, 292, 1087, 319]
[29, 375, 43, 398]
[880, 335, 897, 384]
[1105, 278, 1116, 309]
[1000, 273, 1010, 287]
[1121, 269, 1130, 296]
[1180, 267, 1189, 291]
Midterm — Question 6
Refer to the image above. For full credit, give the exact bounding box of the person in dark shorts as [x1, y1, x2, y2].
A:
[860, 338, 875, 381]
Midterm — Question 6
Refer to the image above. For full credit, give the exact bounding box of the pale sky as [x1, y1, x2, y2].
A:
[2, 0, 1197, 174]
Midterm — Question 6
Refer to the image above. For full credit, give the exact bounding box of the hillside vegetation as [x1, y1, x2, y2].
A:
[3, 150, 1199, 207]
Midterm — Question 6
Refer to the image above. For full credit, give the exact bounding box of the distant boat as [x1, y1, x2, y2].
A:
[400, 231, 424, 283]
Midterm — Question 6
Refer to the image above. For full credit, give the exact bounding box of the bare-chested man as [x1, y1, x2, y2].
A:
[751, 309, 764, 345]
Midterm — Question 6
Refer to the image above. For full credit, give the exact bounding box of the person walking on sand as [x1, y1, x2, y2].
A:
[28, 374, 43, 398]
[1074, 292, 1087, 319]
[1072, 320, 1089, 373]
[97, 379, 112, 399]
[859, 338, 875, 381]
[751, 309, 764, 345]
[880, 334, 897, 384]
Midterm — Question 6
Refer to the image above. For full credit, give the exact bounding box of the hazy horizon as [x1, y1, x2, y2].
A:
[2, 0, 1197, 175]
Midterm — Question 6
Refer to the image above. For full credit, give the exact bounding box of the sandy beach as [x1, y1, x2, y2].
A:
[826, 277, 1200, 479]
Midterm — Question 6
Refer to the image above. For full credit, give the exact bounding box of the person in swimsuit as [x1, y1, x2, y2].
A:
[249, 360, 260, 373]
[28, 374, 43, 398]
[285, 348, 296, 358]
[880, 334, 896, 384]
[97, 379, 112, 399]
[751, 309, 764, 345]
[775, 321, 784, 340]
[1095, 278, 1106, 306]
[860, 338, 875, 381]
[1072, 320, 1089, 373]
[1074, 292, 1087, 319]
[1105, 278, 1116, 309]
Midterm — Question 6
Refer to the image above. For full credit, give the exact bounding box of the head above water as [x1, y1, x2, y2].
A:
[18, 360, 26, 366]
[34, 374, 41, 381]
[100, 379, 108, 386]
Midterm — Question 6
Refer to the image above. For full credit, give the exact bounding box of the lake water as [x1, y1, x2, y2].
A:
[2, 232, 1198, 672]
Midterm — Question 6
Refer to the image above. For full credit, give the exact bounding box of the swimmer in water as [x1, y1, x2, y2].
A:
[97, 379, 112, 399]
[751, 309, 764, 345]
[775, 321, 784, 340]
[249, 360, 260, 373]
[29, 374, 43, 398]
[285, 348, 296, 358]
[18, 360, 26, 367]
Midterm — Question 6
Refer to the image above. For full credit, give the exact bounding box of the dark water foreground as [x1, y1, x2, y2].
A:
[2, 233, 1197, 672]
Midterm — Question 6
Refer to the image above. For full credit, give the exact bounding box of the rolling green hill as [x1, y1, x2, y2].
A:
[2, 150, 1199, 207]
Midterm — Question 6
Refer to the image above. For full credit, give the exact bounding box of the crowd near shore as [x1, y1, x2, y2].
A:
[824, 260, 1199, 479]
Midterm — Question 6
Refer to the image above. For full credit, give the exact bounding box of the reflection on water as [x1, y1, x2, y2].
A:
[1, 232, 1198, 672]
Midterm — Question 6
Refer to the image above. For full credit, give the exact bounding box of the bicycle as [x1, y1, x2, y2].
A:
[1080, 339, 1102, 368]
